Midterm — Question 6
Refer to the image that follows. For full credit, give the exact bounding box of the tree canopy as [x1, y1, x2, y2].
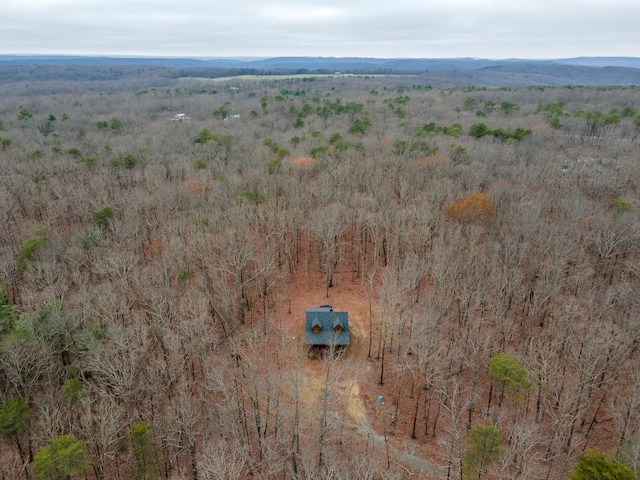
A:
[443, 192, 496, 225]
[489, 352, 532, 396]
[568, 449, 637, 480]
[0, 396, 29, 437]
[463, 425, 505, 479]
[34, 434, 91, 480]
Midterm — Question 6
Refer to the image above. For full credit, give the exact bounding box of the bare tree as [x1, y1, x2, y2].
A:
[308, 204, 347, 297]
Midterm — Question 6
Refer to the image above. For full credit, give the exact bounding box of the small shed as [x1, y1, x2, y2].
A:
[305, 305, 350, 346]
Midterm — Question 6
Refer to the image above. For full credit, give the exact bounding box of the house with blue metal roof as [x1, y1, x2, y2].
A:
[305, 305, 350, 346]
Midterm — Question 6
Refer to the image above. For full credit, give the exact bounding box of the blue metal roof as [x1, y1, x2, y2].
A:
[305, 308, 350, 346]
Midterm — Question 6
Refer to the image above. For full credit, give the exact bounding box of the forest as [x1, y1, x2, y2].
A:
[1, 71, 640, 479]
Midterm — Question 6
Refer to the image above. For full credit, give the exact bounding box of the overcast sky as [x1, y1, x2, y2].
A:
[2, 0, 639, 59]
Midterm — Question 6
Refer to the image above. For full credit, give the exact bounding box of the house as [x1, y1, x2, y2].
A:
[305, 305, 350, 346]
[223, 114, 241, 124]
[171, 113, 190, 121]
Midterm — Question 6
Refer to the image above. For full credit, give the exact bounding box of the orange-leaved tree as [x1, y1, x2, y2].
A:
[443, 192, 496, 225]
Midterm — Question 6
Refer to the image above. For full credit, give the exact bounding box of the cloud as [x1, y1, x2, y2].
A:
[0, 0, 638, 58]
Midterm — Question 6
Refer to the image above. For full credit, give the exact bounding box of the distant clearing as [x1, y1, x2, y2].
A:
[179, 73, 405, 82]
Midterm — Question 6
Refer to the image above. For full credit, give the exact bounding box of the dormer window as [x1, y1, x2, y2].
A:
[333, 318, 344, 334]
[312, 322, 322, 334]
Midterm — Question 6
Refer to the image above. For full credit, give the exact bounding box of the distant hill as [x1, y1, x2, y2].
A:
[414, 65, 640, 88]
[0, 56, 218, 68]
[2, 55, 640, 71]
[546, 56, 640, 68]
[473, 63, 640, 87]
[1, 55, 640, 88]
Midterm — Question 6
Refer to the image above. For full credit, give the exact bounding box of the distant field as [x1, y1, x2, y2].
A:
[179, 73, 402, 82]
